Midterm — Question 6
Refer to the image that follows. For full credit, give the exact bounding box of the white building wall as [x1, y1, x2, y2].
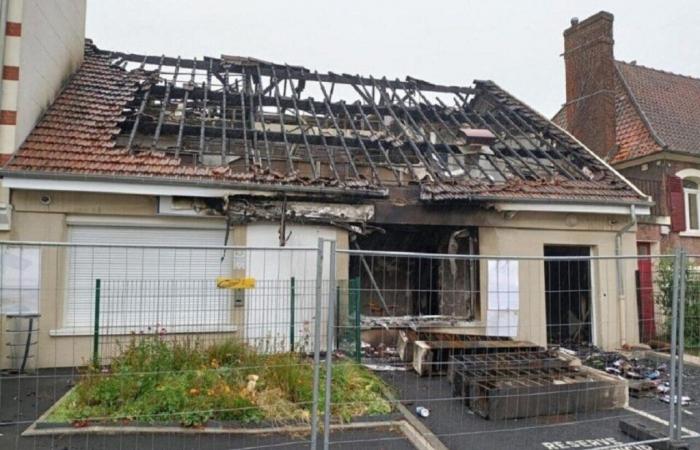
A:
[15, 0, 85, 147]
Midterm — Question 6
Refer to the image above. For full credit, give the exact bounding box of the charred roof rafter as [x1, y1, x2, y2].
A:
[110, 48, 617, 191]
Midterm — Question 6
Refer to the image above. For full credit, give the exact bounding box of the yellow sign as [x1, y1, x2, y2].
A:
[216, 277, 256, 289]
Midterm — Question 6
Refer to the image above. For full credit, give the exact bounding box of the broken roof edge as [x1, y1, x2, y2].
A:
[421, 191, 653, 209]
[0, 169, 389, 199]
[475, 79, 650, 204]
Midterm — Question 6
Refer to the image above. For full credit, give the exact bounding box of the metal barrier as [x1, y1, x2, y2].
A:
[0, 240, 696, 450]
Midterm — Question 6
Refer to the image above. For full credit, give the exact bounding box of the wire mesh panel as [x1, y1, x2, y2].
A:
[0, 241, 352, 450]
[0, 241, 697, 450]
[327, 249, 696, 450]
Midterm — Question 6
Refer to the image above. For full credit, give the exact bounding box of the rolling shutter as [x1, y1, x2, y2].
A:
[65, 225, 233, 333]
[666, 175, 686, 233]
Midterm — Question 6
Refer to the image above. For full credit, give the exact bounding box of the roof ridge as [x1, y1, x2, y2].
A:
[615, 59, 700, 83]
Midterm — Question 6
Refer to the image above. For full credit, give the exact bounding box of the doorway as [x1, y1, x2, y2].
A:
[636, 242, 656, 343]
[544, 245, 593, 346]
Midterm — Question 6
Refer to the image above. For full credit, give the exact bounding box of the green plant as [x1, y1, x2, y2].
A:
[50, 335, 390, 427]
[655, 259, 700, 350]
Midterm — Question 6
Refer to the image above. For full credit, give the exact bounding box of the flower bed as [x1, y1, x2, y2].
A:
[49, 337, 391, 427]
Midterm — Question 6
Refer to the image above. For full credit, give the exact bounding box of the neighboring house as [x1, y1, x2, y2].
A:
[0, 4, 652, 368]
[554, 11, 700, 255]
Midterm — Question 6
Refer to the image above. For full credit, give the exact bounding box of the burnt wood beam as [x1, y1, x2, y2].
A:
[337, 100, 383, 185]
[483, 109, 555, 178]
[108, 51, 474, 95]
[175, 57, 196, 157]
[239, 67, 250, 171]
[221, 68, 229, 164]
[285, 65, 319, 179]
[494, 110, 579, 181]
[306, 98, 343, 183]
[127, 54, 163, 154]
[366, 76, 442, 182]
[350, 82, 419, 181]
[199, 59, 212, 160]
[409, 85, 494, 182]
[255, 64, 273, 169]
[315, 71, 361, 179]
[349, 101, 404, 184]
[460, 99, 542, 180]
[503, 108, 592, 179]
[153, 56, 179, 148]
[383, 77, 454, 177]
[270, 67, 295, 174]
[440, 97, 523, 180]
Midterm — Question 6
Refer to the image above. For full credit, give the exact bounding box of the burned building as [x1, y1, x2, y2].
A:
[0, 41, 652, 367]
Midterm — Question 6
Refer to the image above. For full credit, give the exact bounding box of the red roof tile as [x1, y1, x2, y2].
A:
[1, 43, 646, 205]
[616, 61, 700, 157]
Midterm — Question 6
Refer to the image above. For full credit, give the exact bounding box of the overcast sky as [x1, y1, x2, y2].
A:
[86, 0, 700, 117]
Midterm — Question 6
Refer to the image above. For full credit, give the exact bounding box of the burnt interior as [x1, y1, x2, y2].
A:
[350, 225, 479, 319]
[544, 245, 593, 346]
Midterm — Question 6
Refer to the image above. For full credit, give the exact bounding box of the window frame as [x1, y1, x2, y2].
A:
[676, 169, 700, 236]
[684, 179, 700, 231]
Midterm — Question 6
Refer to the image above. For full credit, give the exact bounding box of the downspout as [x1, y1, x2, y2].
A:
[615, 205, 636, 347]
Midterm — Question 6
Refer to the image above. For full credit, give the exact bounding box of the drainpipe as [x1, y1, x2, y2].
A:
[615, 205, 636, 347]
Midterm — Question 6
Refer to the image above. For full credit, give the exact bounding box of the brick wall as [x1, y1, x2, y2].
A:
[563, 11, 617, 159]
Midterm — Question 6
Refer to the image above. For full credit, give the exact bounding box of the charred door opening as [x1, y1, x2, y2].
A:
[544, 245, 592, 346]
[351, 225, 478, 319]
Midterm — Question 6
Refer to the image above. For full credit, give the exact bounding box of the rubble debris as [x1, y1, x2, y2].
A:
[660, 395, 691, 406]
[361, 315, 469, 330]
[573, 345, 685, 405]
[415, 406, 430, 418]
[362, 363, 407, 372]
[450, 348, 628, 420]
[413, 339, 540, 376]
[628, 380, 657, 398]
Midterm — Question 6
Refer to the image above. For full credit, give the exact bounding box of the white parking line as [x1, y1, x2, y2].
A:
[624, 406, 700, 437]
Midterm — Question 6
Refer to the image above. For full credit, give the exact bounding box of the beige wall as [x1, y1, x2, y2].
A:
[1, 189, 353, 369]
[0, 188, 640, 367]
[0, 0, 86, 154]
[16, 0, 86, 149]
[478, 225, 639, 350]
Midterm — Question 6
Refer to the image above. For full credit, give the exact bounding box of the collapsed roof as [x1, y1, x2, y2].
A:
[2, 42, 647, 205]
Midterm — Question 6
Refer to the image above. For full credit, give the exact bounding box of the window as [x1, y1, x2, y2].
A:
[0, 247, 41, 315]
[64, 226, 233, 334]
[684, 178, 700, 231]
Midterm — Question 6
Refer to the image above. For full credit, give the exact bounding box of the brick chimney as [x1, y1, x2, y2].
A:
[563, 11, 617, 159]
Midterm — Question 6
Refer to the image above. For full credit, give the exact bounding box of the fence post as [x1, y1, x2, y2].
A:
[323, 240, 337, 450]
[290, 276, 295, 352]
[673, 249, 688, 442]
[669, 248, 683, 442]
[351, 278, 361, 364]
[92, 278, 101, 367]
[310, 239, 325, 450]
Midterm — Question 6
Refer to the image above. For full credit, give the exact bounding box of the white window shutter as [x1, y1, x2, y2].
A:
[65, 226, 233, 333]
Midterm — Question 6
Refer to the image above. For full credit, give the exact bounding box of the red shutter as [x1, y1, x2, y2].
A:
[667, 175, 686, 232]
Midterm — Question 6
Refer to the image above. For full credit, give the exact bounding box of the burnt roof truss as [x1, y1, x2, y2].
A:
[111, 50, 611, 190]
